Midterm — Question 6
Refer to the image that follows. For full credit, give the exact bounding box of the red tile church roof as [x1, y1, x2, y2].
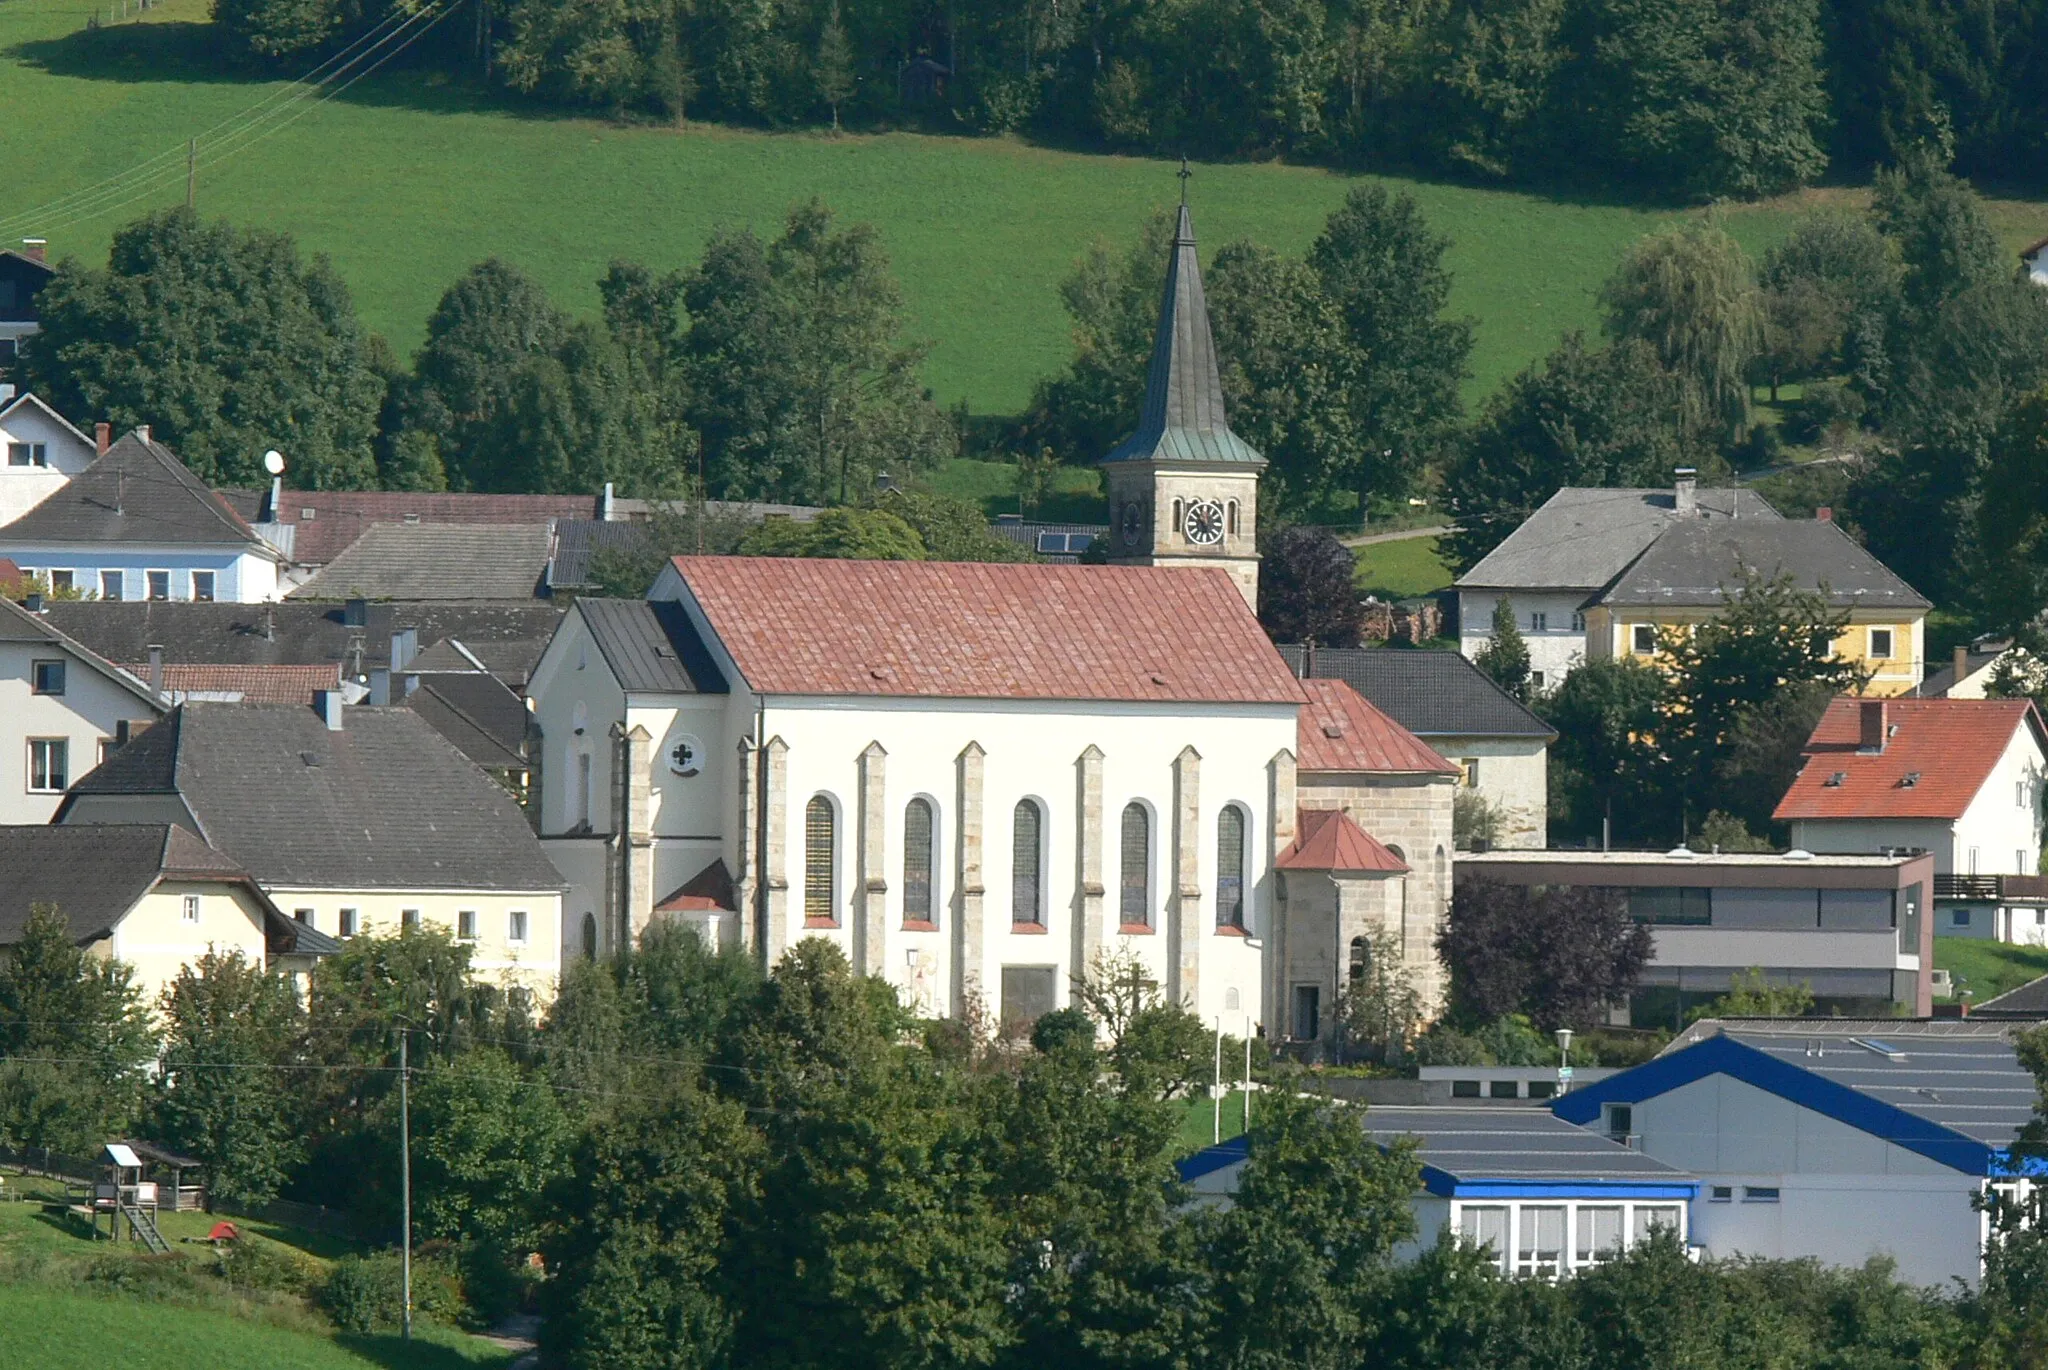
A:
[1276, 809, 1410, 873]
[1774, 697, 2045, 823]
[667, 557, 1306, 704]
[1295, 679, 1459, 774]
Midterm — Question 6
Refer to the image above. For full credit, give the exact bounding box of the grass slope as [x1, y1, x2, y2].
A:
[16, 2, 2034, 421]
[1353, 535, 1456, 600]
[1932, 935, 2048, 1005]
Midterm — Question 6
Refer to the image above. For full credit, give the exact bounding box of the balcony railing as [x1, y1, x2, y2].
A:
[1935, 874, 2048, 901]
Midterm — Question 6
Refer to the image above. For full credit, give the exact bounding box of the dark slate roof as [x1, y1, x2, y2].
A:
[1458, 486, 1781, 592]
[0, 249, 56, 325]
[1, 431, 272, 549]
[403, 673, 528, 772]
[1101, 204, 1265, 468]
[40, 601, 564, 685]
[1977, 974, 2048, 1016]
[549, 519, 654, 590]
[987, 519, 1108, 564]
[289, 523, 553, 601]
[1365, 1106, 1693, 1189]
[0, 596, 164, 710]
[1277, 645, 1555, 740]
[577, 598, 728, 694]
[0, 823, 273, 945]
[1598, 519, 1931, 611]
[1913, 644, 2012, 698]
[60, 703, 565, 894]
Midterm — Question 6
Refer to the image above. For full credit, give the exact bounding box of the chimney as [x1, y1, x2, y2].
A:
[0, 384, 15, 405]
[263, 603, 275, 641]
[343, 597, 368, 628]
[95, 423, 110, 457]
[1859, 698, 1889, 753]
[147, 644, 164, 696]
[1816, 506, 1832, 523]
[369, 668, 392, 707]
[315, 690, 345, 731]
[1674, 468, 1698, 517]
[601, 482, 615, 522]
[23, 592, 42, 614]
[1955, 645, 1969, 687]
[20, 239, 45, 264]
[137, 424, 150, 444]
[265, 474, 282, 522]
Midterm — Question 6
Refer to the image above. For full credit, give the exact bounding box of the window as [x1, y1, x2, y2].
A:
[191, 570, 215, 603]
[1119, 803, 1151, 928]
[30, 660, 64, 695]
[1459, 758, 1480, 788]
[1451, 1079, 1482, 1098]
[26, 738, 66, 792]
[1456, 1206, 1509, 1274]
[1530, 670, 1545, 690]
[1631, 624, 1656, 654]
[181, 895, 200, 924]
[99, 570, 122, 601]
[1742, 1186, 1780, 1204]
[999, 966, 1059, 1032]
[1574, 1207, 1624, 1267]
[146, 570, 170, 602]
[1291, 984, 1320, 1041]
[293, 908, 314, 926]
[1629, 887, 1711, 925]
[1709, 1185, 1734, 1203]
[509, 909, 529, 943]
[339, 908, 360, 937]
[577, 753, 593, 829]
[48, 570, 71, 592]
[1514, 1206, 1566, 1278]
[2022, 850, 2030, 875]
[1528, 1080, 1556, 1099]
[1632, 1205, 1683, 1241]
[581, 913, 598, 960]
[1869, 627, 1894, 660]
[1216, 806, 1246, 928]
[401, 908, 421, 930]
[1570, 611, 1586, 632]
[1226, 501, 1239, 535]
[1529, 611, 1547, 632]
[1489, 1080, 1519, 1099]
[903, 798, 935, 925]
[1953, 908, 1971, 928]
[457, 909, 477, 940]
[804, 796, 837, 924]
[1012, 799, 1043, 926]
[1348, 935, 1370, 984]
[7, 442, 46, 467]
[1604, 1103, 1633, 1143]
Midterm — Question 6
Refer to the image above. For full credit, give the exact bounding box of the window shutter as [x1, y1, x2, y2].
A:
[804, 797, 835, 922]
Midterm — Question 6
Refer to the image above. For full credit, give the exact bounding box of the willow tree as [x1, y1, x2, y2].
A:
[1600, 220, 1764, 445]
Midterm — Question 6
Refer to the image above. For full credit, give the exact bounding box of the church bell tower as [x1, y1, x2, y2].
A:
[1098, 192, 1265, 610]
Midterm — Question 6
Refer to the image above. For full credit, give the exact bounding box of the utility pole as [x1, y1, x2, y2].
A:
[1211, 1022, 1222, 1145]
[185, 140, 196, 210]
[399, 1029, 413, 1342]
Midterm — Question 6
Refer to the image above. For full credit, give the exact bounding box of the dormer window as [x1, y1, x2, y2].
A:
[1901, 772, 1921, 788]
[1823, 772, 1847, 787]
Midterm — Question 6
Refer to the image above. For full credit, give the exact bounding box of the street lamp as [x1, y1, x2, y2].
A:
[1555, 1027, 1575, 1096]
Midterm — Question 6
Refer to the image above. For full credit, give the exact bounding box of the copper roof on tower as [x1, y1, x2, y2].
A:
[1101, 204, 1265, 468]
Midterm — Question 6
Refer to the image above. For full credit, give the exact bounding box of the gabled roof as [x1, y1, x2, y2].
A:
[1774, 698, 2044, 823]
[1277, 645, 1556, 740]
[401, 673, 529, 772]
[1915, 644, 2012, 698]
[1458, 486, 1782, 592]
[0, 823, 282, 947]
[0, 391, 95, 450]
[0, 596, 163, 710]
[1101, 204, 1265, 468]
[1554, 1020, 2041, 1175]
[126, 662, 342, 705]
[0, 431, 272, 551]
[576, 598, 727, 694]
[289, 523, 553, 601]
[59, 702, 565, 894]
[1976, 972, 2048, 1016]
[1596, 518, 1930, 611]
[666, 557, 1304, 705]
[230, 490, 601, 565]
[1296, 678, 1458, 774]
[1365, 1106, 1694, 1197]
[1275, 808, 1410, 873]
[657, 858, 737, 912]
[549, 519, 655, 590]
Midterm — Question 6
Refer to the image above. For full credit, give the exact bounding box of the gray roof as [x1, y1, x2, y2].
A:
[577, 598, 728, 694]
[60, 703, 565, 894]
[0, 596, 164, 711]
[549, 519, 654, 590]
[1364, 1106, 1691, 1184]
[0, 431, 273, 550]
[1914, 644, 2012, 698]
[1458, 486, 1780, 592]
[41, 601, 564, 685]
[988, 519, 1107, 564]
[1976, 973, 2048, 1016]
[0, 823, 295, 948]
[1598, 519, 1931, 611]
[289, 523, 553, 601]
[403, 673, 528, 772]
[1276, 644, 1555, 739]
[1101, 204, 1265, 468]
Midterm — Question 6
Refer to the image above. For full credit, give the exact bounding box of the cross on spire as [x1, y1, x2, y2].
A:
[1177, 156, 1192, 204]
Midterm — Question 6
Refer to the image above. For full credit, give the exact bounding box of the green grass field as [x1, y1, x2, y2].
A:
[16, 0, 2035, 421]
[1932, 936, 2048, 1004]
[1175, 1090, 1252, 1156]
[1354, 535, 1456, 600]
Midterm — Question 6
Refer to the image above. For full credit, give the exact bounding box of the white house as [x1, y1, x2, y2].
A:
[2025, 235, 2048, 287]
[0, 595, 163, 824]
[1554, 1018, 2039, 1288]
[0, 393, 97, 527]
[0, 429, 286, 602]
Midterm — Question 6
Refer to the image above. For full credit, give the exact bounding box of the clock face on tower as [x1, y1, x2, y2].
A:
[1184, 499, 1226, 547]
[1120, 501, 1145, 546]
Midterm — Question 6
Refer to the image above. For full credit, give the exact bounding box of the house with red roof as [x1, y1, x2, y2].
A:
[1776, 697, 2048, 944]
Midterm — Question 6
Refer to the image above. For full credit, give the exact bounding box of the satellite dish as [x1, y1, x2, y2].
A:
[263, 449, 285, 476]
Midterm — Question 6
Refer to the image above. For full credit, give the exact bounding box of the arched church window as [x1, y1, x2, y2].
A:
[1121, 803, 1152, 928]
[1349, 935, 1371, 984]
[904, 798, 935, 924]
[1171, 499, 1185, 539]
[1216, 805, 1246, 928]
[581, 913, 598, 960]
[1013, 800, 1044, 925]
[1226, 501, 1239, 536]
[804, 796, 836, 924]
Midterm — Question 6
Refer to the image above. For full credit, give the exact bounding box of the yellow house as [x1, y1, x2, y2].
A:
[0, 823, 330, 1008]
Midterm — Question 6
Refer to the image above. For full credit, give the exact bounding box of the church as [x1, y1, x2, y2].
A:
[527, 202, 1456, 1043]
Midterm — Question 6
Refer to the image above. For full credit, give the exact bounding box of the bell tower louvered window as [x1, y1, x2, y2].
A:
[1120, 803, 1151, 928]
[904, 798, 935, 924]
[804, 796, 836, 924]
[1013, 800, 1044, 925]
[1217, 806, 1246, 928]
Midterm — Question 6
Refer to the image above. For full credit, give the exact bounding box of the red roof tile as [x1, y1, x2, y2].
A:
[127, 662, 342, 705]
[667, 557, 1307, 705]
[1276, 809, 1410, 872]
[1296, 678, 1459, 774]
[1774, 697, 2045, 822]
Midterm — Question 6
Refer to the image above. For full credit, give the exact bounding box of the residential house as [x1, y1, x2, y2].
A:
[2026, 235, 2048, 287]
[1181, 1107, 1697, 1278]
[0, 240, 53, 369]
[1457, 847, 1936, 1020]
[0, 595, 162, 823]
[0, 823, 334, 1006]
[123, 661, 346, 706]
[225, 489, 610, 572]
[1554, 1018, 2042, 1288]
[1775, 696, 2048, 943]
[0, 393, 97, 526]
[56, 698, 566, 999]
[1279, 645, 1554, 846]
[987, 515, 1108, 563]
[288, 523, 554, 601]
[0, 428, 286, 602]
[370, 637, 531, 796]
[1913, 640, 2020, 699]
[1457, 475, 1930, 694]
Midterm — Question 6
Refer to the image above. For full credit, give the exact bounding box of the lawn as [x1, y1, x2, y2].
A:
[1175, 1090, 1252, 1156]
[12, 1, 2027, 421]
[1354, 535, 1456, 601]
[1931, 936, 2048, 1005]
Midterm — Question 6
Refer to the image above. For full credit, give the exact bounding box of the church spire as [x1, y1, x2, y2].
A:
[1101, 197, 1265, 467]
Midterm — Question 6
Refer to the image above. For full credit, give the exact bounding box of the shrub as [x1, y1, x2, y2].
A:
[1786, 380, 1866, 444]
[216, 1234, 319, 1295]
[320, 1253, 405, 1333]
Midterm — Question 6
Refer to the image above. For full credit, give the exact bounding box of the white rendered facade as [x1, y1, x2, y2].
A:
[1456, 590, 1591, 693]
[2, 542, 282, 603]
[0, 396, 94, 528]
[0, 636, 158, 824]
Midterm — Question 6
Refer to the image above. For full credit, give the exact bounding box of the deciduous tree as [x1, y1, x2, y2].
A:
[1441, 878, 1652, 1028]
[1258, 525, 1363, 646]
[0, 904, 152, 1156]
[1600, 219, 1764, 445]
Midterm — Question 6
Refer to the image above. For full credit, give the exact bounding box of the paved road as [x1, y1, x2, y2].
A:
[1340, 524, 1455, 548]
